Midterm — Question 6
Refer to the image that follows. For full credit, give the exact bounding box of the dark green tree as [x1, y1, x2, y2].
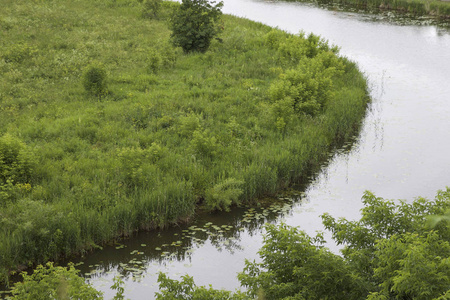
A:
[169, 0, 223, 53]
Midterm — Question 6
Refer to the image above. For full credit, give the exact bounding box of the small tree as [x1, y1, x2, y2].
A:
[82, 63, 108, 97]
[170, 0, 223, 53]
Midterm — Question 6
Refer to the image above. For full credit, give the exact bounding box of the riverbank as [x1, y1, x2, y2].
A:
[282, 0, 450, 19]
[0, 0, 369, 284]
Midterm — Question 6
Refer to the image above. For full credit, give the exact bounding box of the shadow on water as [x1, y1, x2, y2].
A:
[3, 0, 450, 298]
[0, 131, 361, 298]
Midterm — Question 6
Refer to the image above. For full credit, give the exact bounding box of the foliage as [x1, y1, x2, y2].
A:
[111, 276, 126, 300]
[6, 262, 102, 300]
[0, 0, 368, 284]
[0, 134, 36, 204]
[268, 51, 344, 117]
[368, 231, 450, 300]
[204, 177, 244, 211]
[2, 43, 37, 64]
[142, 0, 162, 19]
[147, 49, 163, 73]
[155, 273, 247, 300]
[170, 0, 223, 53]
[82, 63, 108, 97]
[321, 190, 450, 285]
[189, 129, 218, 159]
[157, 189, 450, 299]
[239, 224, 367, 300]
[0, 135, 35, 186]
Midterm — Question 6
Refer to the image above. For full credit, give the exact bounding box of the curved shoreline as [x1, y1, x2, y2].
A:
[0, 0, 369, 285]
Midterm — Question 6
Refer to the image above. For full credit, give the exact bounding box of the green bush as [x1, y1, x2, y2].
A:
[147, 49, 162, 73]
[239, 224, 367, 300]
[204, 177, 244, 211]
[0, 134, 35, 186]
[2, 43, 37, 64]
[156, 273, 247, 299]
[170, 0, 223, 53]
[157, 189, 450, 300]
[7, 262, 102, 300]
[142, 0, 162, 19]
[0, 0, 370, 283]
[81, 63, 108, 97]
[0, 134, 36, 203]
[268, 51, 344, 117]
[189, 129, 218, 159]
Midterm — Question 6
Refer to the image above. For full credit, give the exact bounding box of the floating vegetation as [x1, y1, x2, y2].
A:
[1, 0, 371, 284]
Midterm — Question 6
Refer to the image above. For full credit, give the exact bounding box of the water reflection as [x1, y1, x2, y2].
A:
[71, 196, 301, 298]
[75, 2, 450, 297]
[3, 0, 450, 298]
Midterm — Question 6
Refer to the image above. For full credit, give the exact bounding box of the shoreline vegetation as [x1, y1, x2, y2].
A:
[0, 0, 369, 285]
[282, 0, 450, 19]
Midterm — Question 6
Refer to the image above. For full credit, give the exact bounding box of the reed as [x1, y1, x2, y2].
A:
[0, 0, 369, 284]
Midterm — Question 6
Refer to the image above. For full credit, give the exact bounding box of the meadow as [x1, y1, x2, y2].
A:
[0, 0, 369, 284]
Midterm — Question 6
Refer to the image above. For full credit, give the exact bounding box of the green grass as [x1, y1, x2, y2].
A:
[0, 0, 369, 284]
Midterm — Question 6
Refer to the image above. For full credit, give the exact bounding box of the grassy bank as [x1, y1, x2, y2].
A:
[0, 0, 369, 283]
[282, 0, 450, 19]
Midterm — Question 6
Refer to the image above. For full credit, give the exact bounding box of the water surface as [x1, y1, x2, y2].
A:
[65, 1, 450, 298]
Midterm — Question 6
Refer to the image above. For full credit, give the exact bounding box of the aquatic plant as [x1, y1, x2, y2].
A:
[0, 0, 369, 284]
[157, 188, 450, 299]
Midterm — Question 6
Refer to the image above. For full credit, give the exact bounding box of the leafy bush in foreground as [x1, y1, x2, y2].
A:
[0, 0, 368, 283]
[6, 189, 449, 299]
[6, 263, 102, 300]
[158, 188, 450, 299]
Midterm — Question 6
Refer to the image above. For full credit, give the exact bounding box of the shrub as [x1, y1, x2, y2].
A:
[156, 189, 450, 299]
[0, 134, 35, 186]
[2, 43, 37, 64]
[0, 134, 36, 203]
[156, 273, 247, 299]
[170, 0, 223, 53]
[147, 49, 162, 73]
[7, 262, 103, 299]
[189, 129, 218, 159]
[82, 63, 108, 97]
[177, 113, 202, 137]
[142, 0, 162, 19]
[268, 51, 344, 117]
[204, 177, 244, 211]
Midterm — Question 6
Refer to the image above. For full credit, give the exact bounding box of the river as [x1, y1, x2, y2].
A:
[62, 1, 450, 298]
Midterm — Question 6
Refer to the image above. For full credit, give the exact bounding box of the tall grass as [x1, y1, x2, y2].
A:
[0, 0, 369, 284]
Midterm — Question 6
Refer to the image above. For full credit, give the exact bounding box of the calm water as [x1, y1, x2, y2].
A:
[15, 2, 450, 299]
